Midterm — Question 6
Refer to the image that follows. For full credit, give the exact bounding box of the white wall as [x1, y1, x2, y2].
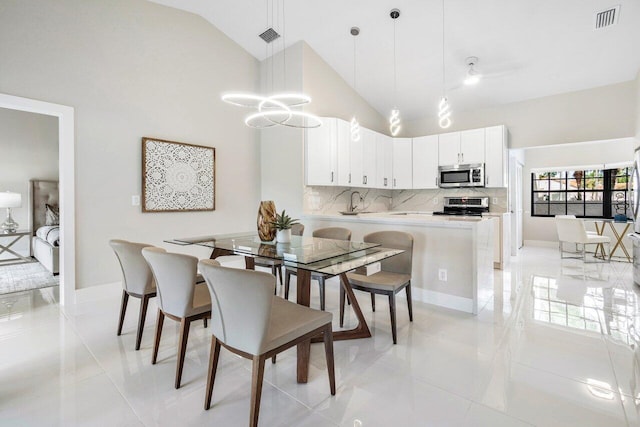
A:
[405, 81, 637, 149]
[523, 138, 635, 243]
[0, 108, 58, 256]
[0, 0, 261, 288]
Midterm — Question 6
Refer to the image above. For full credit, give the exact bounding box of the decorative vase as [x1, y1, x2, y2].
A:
[276, 229, 291, 244]
[257, 201, 277, 241]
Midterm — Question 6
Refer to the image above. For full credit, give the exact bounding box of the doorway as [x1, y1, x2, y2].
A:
[0, 93, 75, 306]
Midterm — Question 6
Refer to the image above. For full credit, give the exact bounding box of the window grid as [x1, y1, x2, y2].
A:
[532, 168, 631, 218]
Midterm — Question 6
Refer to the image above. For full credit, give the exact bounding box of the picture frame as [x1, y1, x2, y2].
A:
[142, 137, 215, 212]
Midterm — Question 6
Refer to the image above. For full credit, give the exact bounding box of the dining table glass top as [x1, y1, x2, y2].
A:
[167, 232, 404, 275]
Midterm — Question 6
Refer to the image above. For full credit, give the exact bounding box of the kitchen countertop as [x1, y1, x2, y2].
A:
[303, 211, 498, 229]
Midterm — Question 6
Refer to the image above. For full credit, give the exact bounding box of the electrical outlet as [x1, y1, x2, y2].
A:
[438, 268, 447, 281]
[132, 195, 140, 206]
[433, 197, 438, 205]
[492, 197, 498, 204]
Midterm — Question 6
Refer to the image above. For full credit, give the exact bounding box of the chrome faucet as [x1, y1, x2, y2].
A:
[349, 191, 364, 212]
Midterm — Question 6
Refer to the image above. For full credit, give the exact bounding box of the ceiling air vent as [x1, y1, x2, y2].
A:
[259, 27, 280, 43]
[594, 5, 620, 29]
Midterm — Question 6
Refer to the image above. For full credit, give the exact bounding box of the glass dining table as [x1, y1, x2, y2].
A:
[167, 231, 404, 383]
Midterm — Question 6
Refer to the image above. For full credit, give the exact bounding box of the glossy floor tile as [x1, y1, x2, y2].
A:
[1, 245, 639, 426]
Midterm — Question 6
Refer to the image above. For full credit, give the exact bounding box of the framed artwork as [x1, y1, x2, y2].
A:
[142, 137, 215, 212]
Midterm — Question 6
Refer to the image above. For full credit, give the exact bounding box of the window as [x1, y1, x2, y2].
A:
[531, 167, 631, 218]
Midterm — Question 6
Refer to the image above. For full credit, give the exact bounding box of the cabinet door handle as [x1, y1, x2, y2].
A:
[364, 176, 368, 185]
[384, 177, 387, 187]
[457, 153, 460, 163]
[461, 153, 464, 163]
[436, 177, 438, 186]
[394, 178, 397, 187]
[348, 173, 351, 184]
[331, 171, 334, 183]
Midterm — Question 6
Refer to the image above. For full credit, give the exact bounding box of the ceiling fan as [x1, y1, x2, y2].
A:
[448, 56, 521, 91]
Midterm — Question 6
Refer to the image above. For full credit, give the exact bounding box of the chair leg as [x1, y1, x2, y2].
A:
[319, 277, 326, 311]
[284, 270, 292, 300]
[204, 337, 221, 410]
[389, 294, 397, 344]
[405, 283, 413, 322]
[135, 294, 151, 351]
[152, 309, 165, 364]
[272, 265, 282, 288]
[339, 285, 345, 328]
[117, 290, 129, 336]
[250, 355, 266, 427]
[323, 325, 336, 395]
[203, 317, 208, 328]
[175, 318, 191, 389]
[371, 293, 376, 312]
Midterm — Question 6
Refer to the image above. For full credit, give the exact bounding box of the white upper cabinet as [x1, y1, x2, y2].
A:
[305, 116, 507, 190]
[392, 138, 413, 189]
[459, 128, 485, 165]
[336, 118, 352, 186]
[305, 117, 337, 186]
[438, 129, 485, 165]
[376, 133, 393, 189]
[485, 125, 508, 187]
[361, 128, 377, 187]
[412, 135, 439, 189]
[437, 132, 461, 166]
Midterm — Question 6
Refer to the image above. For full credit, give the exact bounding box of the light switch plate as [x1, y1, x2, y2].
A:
[132, 195, 140, 206]
[492, 197, 498, 204]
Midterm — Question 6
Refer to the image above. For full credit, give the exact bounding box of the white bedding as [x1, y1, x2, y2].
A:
[36, 226, 60, 247]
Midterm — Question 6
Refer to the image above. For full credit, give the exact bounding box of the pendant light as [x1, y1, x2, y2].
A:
[350, 26, 361, 142]
[438, 0, 452, 129]
[389, 8, 401, 137]
[221, 0, 321, 129]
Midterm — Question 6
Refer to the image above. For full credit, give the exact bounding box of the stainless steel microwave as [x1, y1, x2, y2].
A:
[438, 164, 485, 188]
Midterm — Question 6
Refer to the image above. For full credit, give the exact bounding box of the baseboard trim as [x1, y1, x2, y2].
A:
[524, 240, 558, 248]
[411, 287, 474, 314]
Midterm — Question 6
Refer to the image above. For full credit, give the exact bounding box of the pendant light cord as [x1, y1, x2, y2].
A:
[393, 18, 397, 108]
[442, 0, 445, 97]
[282, 0, 286, 92]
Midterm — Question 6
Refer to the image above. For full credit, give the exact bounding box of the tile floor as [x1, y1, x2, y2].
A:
[1, 246, 640, 426]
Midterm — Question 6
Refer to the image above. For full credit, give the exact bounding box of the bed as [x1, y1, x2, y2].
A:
[30, 179, 59, 275]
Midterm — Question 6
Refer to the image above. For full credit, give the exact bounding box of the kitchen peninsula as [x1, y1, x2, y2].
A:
[303, 212, 495, 314]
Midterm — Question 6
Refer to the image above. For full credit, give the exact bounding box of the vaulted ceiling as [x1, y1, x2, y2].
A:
[150, 0, 640, 120]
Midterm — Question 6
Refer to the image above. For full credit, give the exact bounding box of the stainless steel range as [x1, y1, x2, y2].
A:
[433, 196, 490, 217]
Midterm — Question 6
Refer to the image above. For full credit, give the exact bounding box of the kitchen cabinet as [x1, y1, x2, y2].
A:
[438, 129, 485, 166]
[412, 135, 439, 189]
[361, 128, 377, 187]
[336, 118, 352, 186]
[392, 138, 413, 189]
[376, 133, 393, 188]
[485, 125, 508, 187]
[460, 128, 485, 164]
[438, 132, 460, 166]
[305, 117, 337, 186]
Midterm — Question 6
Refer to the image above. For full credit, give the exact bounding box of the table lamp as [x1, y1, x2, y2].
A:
[0, 191, 22, 233]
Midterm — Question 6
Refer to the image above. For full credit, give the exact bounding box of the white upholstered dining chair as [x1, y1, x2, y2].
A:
[109, 239, 157, 351]
[555, 216, 611, 262]
[342, 231, 414, 344]
[142, 247, 212, 389]
[198, 259, 335, 427]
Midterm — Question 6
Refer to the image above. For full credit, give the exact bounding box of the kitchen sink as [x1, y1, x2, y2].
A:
[339, 211, 373, 215]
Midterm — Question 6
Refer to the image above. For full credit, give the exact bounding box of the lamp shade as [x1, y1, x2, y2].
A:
[0, 192, 22, 208]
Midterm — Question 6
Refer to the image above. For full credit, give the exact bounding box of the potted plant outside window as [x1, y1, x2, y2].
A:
[270, 210, 299, 243]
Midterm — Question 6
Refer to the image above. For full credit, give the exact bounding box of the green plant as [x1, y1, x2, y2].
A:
[270, 210, 299, 231]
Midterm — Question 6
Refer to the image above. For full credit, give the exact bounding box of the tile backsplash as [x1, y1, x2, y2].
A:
[305, 186, 508, 214]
